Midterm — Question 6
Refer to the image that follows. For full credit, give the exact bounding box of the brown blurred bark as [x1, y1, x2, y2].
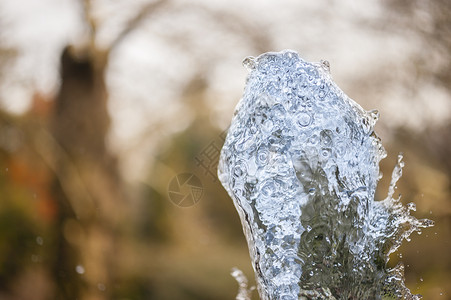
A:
[50, 46, 124, 300]
[47, 1, 172, 297]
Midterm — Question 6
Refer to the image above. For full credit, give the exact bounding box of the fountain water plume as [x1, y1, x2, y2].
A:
[219, 50, 433, 300]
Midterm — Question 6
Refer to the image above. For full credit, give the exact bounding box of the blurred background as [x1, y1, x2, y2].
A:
[0, 0, 450, 299]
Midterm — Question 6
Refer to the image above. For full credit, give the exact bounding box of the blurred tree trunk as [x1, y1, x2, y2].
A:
[46, 2, 169, 298]
[50, 46, 124, 300]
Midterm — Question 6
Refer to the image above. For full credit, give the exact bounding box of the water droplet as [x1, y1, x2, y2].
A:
[76, 265, 85, 274]
[320, 60, 330, 73]
[368, 109, 379, 126]
[243, 56, 256, 71]
[97, 283, 106, 291]
[36, 236, 43, 245]
[420, 219, 434, 227]
[407, 202, 416, 211]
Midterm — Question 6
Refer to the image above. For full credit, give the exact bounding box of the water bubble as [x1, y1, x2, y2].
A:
[282, 51, 299, 66]
[260, 178, 285, 198]
[97, 283, 106, 291]
[257, 54, 278, 74]
[261, 181, 275, 198]
[321, 148, 331, 158]
[319, 130, 333, 147]
[296, 112, 312, 127]
[335, 141, 346, 156]
[305, 66, 319, 82]
[36, 236, 43, 245]
[262, 119, 274, 133]
[233, 161, 247, 178]
[307, 134, 319, 145]
[256, 147, 270, 165]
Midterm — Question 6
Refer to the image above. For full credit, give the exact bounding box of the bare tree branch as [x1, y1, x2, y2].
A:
[206, 9, 272, 53]
[109, 0, 169, 52]
[80, 0, 98, 50]
[170, 4, 273, 53]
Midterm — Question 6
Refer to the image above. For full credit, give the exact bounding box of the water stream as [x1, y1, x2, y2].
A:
[218, 50, 433, 300]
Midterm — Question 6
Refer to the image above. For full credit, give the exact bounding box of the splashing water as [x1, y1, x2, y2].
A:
[231, 267, 256, 300]
[218, 50, 433, 300]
